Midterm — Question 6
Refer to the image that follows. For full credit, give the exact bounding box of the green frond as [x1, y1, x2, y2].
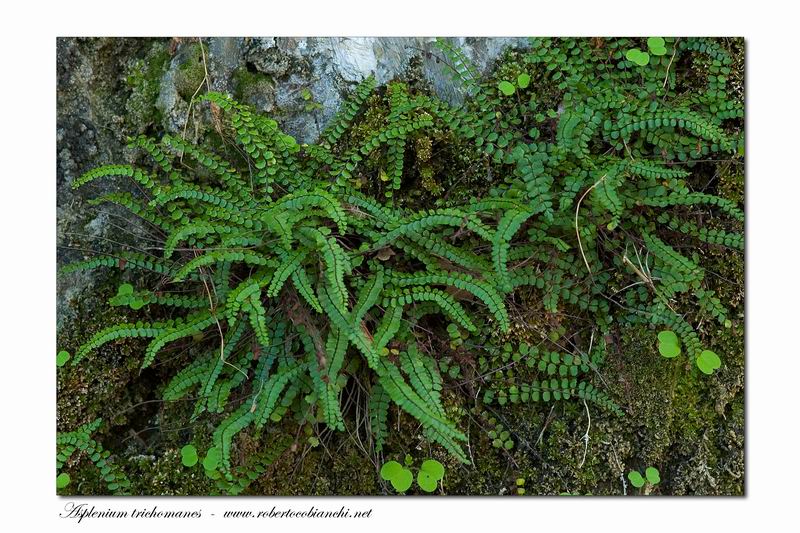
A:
[352, 268, 384, 325]
[267, 189, 348, 234]
[73, 322, 164, 366]
[60, 252, 182, 278]
[368, 383, 391, 453]
[376, 359, 469, 464]
[173, 250, 271, 282]
[387, 270, 509, 332]
[142, 311, 217, 368]
[128, 134, 173, 173]
[251, 362, 306, 430]
[321, 75, 376, 146]
[63, 38, 742, 475]
[88, 192, 174, 233]
[291, 267, 323, 313]
[373, 305, 404, 352]
[372, 208, 493, 250]
[383, 286, 477, 333]
[492, 208, 534, 292]
[72, 164, 158, 190]
[399, 344, 445, 418]
[267, 249, 308, 298]
[161, 134, 251, 196]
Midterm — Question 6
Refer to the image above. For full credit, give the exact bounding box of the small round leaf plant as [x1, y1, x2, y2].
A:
[56, 350, 71, 367]
[647, 37, 668, 56]
[380, 460, 413, 493]
[628, 466, 661, 494]
[202, 447, 221, 477]
[380, 456, 445, 494]
[181, 444, 199, 467]
[657, 330, 681, 358]
[56, 473, 71, 490]
[657, 330, 722, 375]
[626, 36, 670, 67]
[416, 459, 445, 493]
[696, 349, 722, 375]
[497, 72, 531, 96]
[625, 48, 650, 67]
[498, 80, 516, 96]
[179, 445, 224, 479]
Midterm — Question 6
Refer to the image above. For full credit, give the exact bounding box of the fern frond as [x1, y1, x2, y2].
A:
[368, 383, 391, 453]
[142, 311, 217, 368]
[377, 359, 469, 464]
[173, 250, 271, 282]
[72, 164, 158, 190]
[321, 75, 376, 146]
[73, 322, 163, 366]
[492, 208, 534, 291]
[383, 286, 477, 332]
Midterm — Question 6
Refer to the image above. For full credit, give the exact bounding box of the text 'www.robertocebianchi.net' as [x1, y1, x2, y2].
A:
[60, 502, 373, 524]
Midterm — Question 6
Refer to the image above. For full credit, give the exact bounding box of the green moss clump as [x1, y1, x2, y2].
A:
[57, 275, 144, 432]
[174, 43, 207, 101]
[231, 66, 274, 105]
[124, 42, 171, 132]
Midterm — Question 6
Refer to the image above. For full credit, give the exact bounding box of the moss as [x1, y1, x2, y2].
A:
[174, 43, 207, 101]
[249, 441, 379, 495]
[57, 274, 144, 432]
[124, 450, 217, 495]
[124, 42, 170, 132]
[717, 160, 745, 205]
[231, 66, 274, 105]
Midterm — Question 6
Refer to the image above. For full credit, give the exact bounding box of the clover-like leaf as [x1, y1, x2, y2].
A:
[181, 444, 198, 467]
[498, 80, 515, 96]
[647, 37, 667, 56]
[658, 342, 680, 358]
[696, 350, 721, 374]
[203, 447, 220, 471]
[57, 350, 71, 367]
[390, 468, 413, 492]
[645, 466, 661, 485]
[625, 48, 650, 66]
[57, 473, 71, 489]
[380, 460, 403, 480]
[517, 73, 531, 89]
[417, 470, 438, 493]
[628, 470, 645, 488]
[657, 330, 681, 358]
[380, 460, 414, 493]
[657, 330, 678, 345]
[696, 357, 713, 374]
[420, 459, 445, 481]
